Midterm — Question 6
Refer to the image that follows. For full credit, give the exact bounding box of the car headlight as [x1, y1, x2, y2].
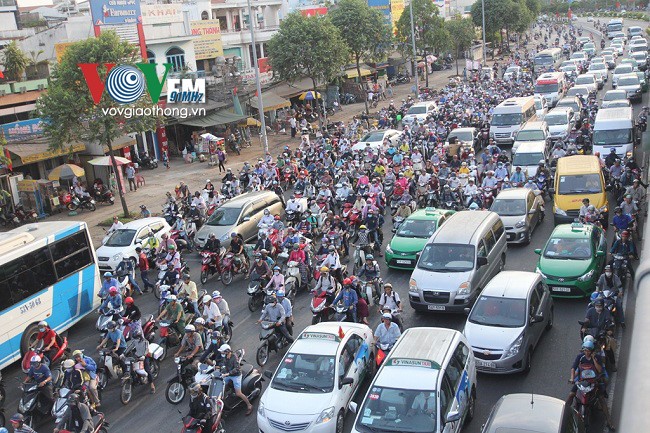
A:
[315, 406, 335, 424]
[506, 333, 524, 358]
[257, 401, 265, 418]
[112, 252, 123, 261]
[578, 269, 595, 282]
[554, 207, 567, 216]
[535, 267, 547, 279]
[457, 281, 471, 296]
[515, 219, 527, 229]
[386, 244, 393, 254]
[220, 233, 230, 241]
[409, 278, 418, 294]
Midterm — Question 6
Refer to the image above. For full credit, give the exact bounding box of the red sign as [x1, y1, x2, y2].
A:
[300, 7, 327, 17]
[157, 126, 168, 153]
[258, 57, 271, 73]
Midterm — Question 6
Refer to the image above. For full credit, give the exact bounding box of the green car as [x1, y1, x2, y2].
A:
[534, 222, 607, 298]
[636, 72, 648, 93]
[385, 208, 454, 270]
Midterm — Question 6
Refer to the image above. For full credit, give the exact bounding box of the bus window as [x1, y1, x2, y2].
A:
[0, 246, 57, 310]
[50, 231, 94, 280]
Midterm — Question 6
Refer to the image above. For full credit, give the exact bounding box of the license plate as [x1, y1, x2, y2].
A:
[428, 305, 446, 311]
[551, 286, 571, 292]
[396, 259, 412, 265]
[476, 360, 496, 369]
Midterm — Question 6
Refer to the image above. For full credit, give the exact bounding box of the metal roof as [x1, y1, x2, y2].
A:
[431, 211, 497, 244]
[388, 327, 458, 367]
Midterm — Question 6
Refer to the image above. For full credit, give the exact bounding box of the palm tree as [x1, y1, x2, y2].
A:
[27, 50, 49, 79]
[0, 41, 29, 81]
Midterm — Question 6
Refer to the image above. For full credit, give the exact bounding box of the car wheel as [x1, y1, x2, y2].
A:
[465, 389, 476, 424]
[546, 308, 554, 330]
[335, 410, 345, 433]
[523, 349, 532, 374]
[524, 227, 532, 245]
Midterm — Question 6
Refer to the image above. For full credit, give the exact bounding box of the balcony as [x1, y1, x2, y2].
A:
[220, 25, 279, 45]
[10, 79, 48, 93]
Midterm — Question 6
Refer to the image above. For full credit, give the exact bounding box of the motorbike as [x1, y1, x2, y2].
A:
[13, 204, 38, 223]
[200, 250, 224, 284]
[247, 277, 271, 312]
[119, 343, 163, 405]
[96, 308, 124, 340]
[256, 321, 291, 367]
[481, 187, 496, 209]
[139, 153, 159, 169]
[21, 340, 68, 388]
[115, 271, 134, 298]
[572, 367, 601, 430]
[392, 216, 405, 233]
[285, 209, 301, 227]
[612, 254, 630, 286]
[165, 356, 198, 405]
[97, 348, 125, 390]
[18, 380, 54, 427]
[360, 279, 380, 306]
[220, 252, 248, 286]
[67, 193, 97, 212]
[310, 289, 334, 325]
[169, 230, 191, 252]
[333, 302, 355, 322]
[375, 343, 393, 367]
[283, 261, 302, 300]
[157, 320, 182, 361]
[93, 185, 115, 205]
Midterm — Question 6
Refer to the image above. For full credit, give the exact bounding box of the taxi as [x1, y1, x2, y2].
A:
[534, 222, 607, 298]
[257, 322, 375, 433]
[385, 208, 454, 270]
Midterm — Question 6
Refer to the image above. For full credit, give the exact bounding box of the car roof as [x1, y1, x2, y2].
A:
[494, 187, 530, 200]
[551, 222, 594, 239]
[220, 190, 275, 207]
[291, 322, 371, 356]
[605, 89, 627, 97]
[520, 120, 547, 130]
[450, 127, 476, 133]
[556, 154, 600, 174]
[430, 210, 497, 244]
[481, 271, 540, 299]
[121, 217, 168, 230]
[388, 327, 458, 367]
[408, 208, 451, 221]
[514, 141, 546, 153]
[485, 393, 565, 433]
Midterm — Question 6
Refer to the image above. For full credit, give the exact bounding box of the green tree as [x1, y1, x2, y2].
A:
[26, 50, 49, 80]
[525, 0, 541, 17]
[330, 0, 392, 115]
[446, 16, 476, 76]
[267, 13, 349, 122]
[0, 41, 30, 82]
[0, 132, 9, 167]
[35, 31, 159, 216]
[396, 0, 450, 87]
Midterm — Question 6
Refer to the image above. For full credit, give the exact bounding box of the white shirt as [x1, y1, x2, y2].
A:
[259, 215, 275, 227]
[108, 221, 124, 234]
[321, 253, 341, 270]
[286, 200, 302, 212]
[464, 184, 478, 196]
[202, 302, 222, 323]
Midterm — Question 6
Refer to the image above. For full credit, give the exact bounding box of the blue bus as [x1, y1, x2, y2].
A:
[0, 221, 101, 369]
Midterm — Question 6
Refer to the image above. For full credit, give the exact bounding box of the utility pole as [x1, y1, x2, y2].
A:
[409, 0, 419, 97]
[481, 0, 487, 63]
[247, 0, 268, 154]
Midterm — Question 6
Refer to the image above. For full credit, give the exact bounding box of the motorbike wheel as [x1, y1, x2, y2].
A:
[150, 359, 160, 380]
[97, 367, 109, 390]
[120, 379, 132, 405]
[67, 202, 78, 211]
[86, 202, 97, 212]
[256, 341, 269, 367]
[165, 379, 186, 405]
[247, 296, 258, 312]
[200, 269, 209, 284]
[222, 270, 233, 286]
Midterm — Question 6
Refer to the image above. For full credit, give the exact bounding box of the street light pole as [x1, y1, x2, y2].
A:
[481, 0, 487, 63]
[409, 0, 419, 97]
[247, 0, 268, 154]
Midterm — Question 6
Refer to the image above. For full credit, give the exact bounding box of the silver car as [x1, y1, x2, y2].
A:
[463, 271, 553, 374]
[489, 188, 543, 245]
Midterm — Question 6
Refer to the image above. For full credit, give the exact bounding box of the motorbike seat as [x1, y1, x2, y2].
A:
[240, 364, 253, 378]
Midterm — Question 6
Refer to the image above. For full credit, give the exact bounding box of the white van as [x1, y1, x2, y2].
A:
[489, 96, 537, 145]
[512, 141, 549, 178]
[512, 120, 549, 154]
[534, 72, 566, 107]
[593, 107, 636, 159]
[349, 327, 477, 433]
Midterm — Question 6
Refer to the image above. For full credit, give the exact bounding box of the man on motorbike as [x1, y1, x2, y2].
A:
[61, 358, 84, 393]
[211, 291, 231, 337]
[620, 194, 638, 219]
[53, 393, 94, 433]
[175, 324, 204, 360]
[321, 245, 343, 282]
[24, 354, 54, 407]
[100, 272, 119, 298]
[610, 230, 637, 278]
[72, 350, 99, 407]
[604, 149, 618, 169]
[123, 296, 142, 335]
[331, 282, 359, 323]
[374, 312, 401, 350]
[595, 266, 625, 328]
[314, 266, 337, 305]
[612, 207, 632, 235]
[510, 166, 526, 185]
[10, 413, 37, 433]
[172, 214, 194, 252]
[100, 286, 123, 320]
[187, 383, 214, 431]
[625, 178, 646, 204]
[198, 330, 225, 366]
[583, 298, 614, 338]
[106, 216, 124, 236]
[356, 254, 381, 298]
[276, 290, 294, 335]
[257, 296, 294, 344]
[32, 320, 60, 364]
[259, 209, 275, 228]
[157, 295, 186, 335]
[609, 159, 623, 180]
[378, 283, 403, 316]
[116, 255, 142, 295]
[248, 252, 272, 283]
[229, 232, 248, 268]
[481, 171, 498, 189]
[365, 209, 384, 256]
[156, 232, 177, 255]
[219, 344, 254, 415]
[395, 201, 412, 218]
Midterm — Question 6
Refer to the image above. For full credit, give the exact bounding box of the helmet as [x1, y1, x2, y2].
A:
[63, 359, 75, 369]
[202, 295, 211, 303]
[538, 160, 545, 165]
[218, 344, 232, 353]
[384, 283, 393, 289]
[184, 324, 196, 333]
[38, 320, 48, 328]
[30, 355, 41, 363]
[211, 330, 222, 339]
[594, 299, 604, 307]
[103, 272, 113, 278]
[264, 295, 277, 305]
[328, 245, 335, 252]
[109, 286, 118, 296]
[587, 205, 595, 212]
[273, 266, 281, 271]
[343, 278, 352, 285]
[72, 350, 84, 358]
[277, 290, 285, 298]
[382, 312, 392, 320]
[194, 317, 205, 326]
[582, 340, 595, 351]
[189, 383, 202, 397]
[212, 290, 222, 299]
[614, 206, 622, 213]
[167, 294, 177, 301]
[469, 202, 479, 210]
[320, 266, 329, 272]
[231, 232, 238, 238]
[168, 244, 176, 250]
[604, 265, 611, 271]
[359, 225, 367, 230]
[107, 321, 117, 330]
[366, 254, 374, 260]
[10, 413, 25, 423]
[124, 296, 134, 305]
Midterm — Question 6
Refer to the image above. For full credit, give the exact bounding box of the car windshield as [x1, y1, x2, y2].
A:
[104, 229, 136, 247]
[604, 101, 630, 108]
[571, 53, 586, 60]
[396, 219, 438, 239]
[490, 198, 527, 216]
[543, 236, 593, 260]
[512, 152, 544, 167]
[407, 106, 427, 115]
[593, 129, 632, 146]
[356, 386, 437, 433]
[534, 100, 544, 110]
[618, 77, 639, 86]
[271, 353, 335, 393]
[614, 66, 633, 74]
[590, 64, 606, 71]
[545, 114, 568, 126]
[362, 131, 387, 142]
[603, 92, 626, 101]
[576, 76, 594, 85]
[534, 55, 554, 66]
[205, 207, 241, 226]
[449, 131, 473, 142]
[516, 130, 545, 141]
[557, 174, 603, 194]
[418, 244, 474, 272]
[491, 113, 523, 126]
[535, 83, 559, 94]
[469, 296, 527, 327]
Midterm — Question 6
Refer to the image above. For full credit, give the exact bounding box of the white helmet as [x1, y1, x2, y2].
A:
[202, 295, 211, 303]
[194, 317, 205, 325]
[30, 355, 41, 363]
[184, 324, 196, 333]
[218, 344, 231, 353]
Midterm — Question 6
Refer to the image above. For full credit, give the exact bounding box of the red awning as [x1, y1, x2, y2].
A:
[300, 7, 327, 16]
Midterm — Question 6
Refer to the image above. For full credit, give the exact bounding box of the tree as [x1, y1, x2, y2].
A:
[525, 0, 541, 17]
[0, 132, 9, 168]
[267, 13, 349, 123]
[330, 0, 392, 115]
[396, 0, 450, 87]
[446, 16, 476, 76]
[35, 31, 159, 216]
[26, 50, 49, 80]
[0, 41, 29, 82]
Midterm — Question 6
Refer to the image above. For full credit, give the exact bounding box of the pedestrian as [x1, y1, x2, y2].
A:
[162, 149, 169, 170]
[135, 247, 154, 293]
[125, 164, 137, 191]
[463, 67, 467, 81]
[289, 116, 297, 138]
[386, 82, 393, 98]
[216, 148, 227, 173]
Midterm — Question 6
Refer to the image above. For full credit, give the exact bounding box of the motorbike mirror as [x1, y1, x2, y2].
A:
[477, 256, 488, 267]
[339, 377, 354, 388]
[241, 216, 251, 222]
[534, 248, 542, 255]
[348, 401, 358, 414]
[596, 250, 605, 257]
[263, 370, 273, 379]
[463, 307, 471, 315]
[446, 410, 461, 424]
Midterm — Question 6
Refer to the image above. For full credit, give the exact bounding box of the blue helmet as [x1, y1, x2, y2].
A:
[582, 340, 595, 351]
[590, 291, 602, 303]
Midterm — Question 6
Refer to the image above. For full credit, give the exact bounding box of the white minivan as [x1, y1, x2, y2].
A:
[592, 107, 636, 159]
[349, 327, 477, 433]
[489, 96, 537, 145]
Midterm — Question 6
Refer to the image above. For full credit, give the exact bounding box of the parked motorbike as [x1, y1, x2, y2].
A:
[256, 321, 291, 367]
[120, 343, 163, 405]
[93, 185, 115, 205]
[67, 193, 97, 212]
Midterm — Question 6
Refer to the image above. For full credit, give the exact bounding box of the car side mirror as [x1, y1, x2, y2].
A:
[339, 377, 354, 388]
[463, 307, 471, 315]
[348, 402, 358, 414]
[532, 314, 544, 323]
[477, 256, 488, 267]
[242, 216, 251, 222]
[446, 410, 461, 424]
[263, 370, 273, 379]
[596, 250, 605, 257]
[534, 248, 542, 255]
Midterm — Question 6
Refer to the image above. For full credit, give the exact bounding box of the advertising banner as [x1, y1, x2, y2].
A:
[190, 20, 224, 60]
[390, 0, 404, 32]
[367, 0, 391, 26]
[141, 4, 183, 25]
[89, 0, 142, 26]
[1, 119, 45, 142]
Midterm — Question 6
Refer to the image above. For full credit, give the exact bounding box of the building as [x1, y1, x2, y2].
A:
[0, 0, 19, 33]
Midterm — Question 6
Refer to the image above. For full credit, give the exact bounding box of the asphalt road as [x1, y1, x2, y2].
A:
[2, 20, 648, 433]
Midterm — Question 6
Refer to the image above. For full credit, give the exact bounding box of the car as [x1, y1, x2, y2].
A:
[602, 54, 616, 69]
[601, 49, 617, 60]
[490, 188, 543, 244]
[545, 107, 575, 141]
[565, 85, 592, 98]
[570, 52, 588, 69]
[512, 120, 549, 154]
[445, 127, 478, 150]
[463, 271, 553, 373]
[194, 190, 284, 248]
[609, 42, 624, 56]
[481, 394, 586, 433]
[611, 33, 627, 44]
[555, 96, 583, 122]
[386, 208, 455, 270]
[96, 217, 171, 273]
[257, 322, 375, 433]
[351, 129, 401, 152]
[503, 65, 521, 81]
[534, 96, 548, 120]
[601, 99, 631, 109]
[535, 222, 607, 298]
[512, 141, 548, 178]
[560, 64, 578, 78]
[401, 101, 438, 127]
[620, 58, 639, 71]
[612, 64, 634, 87]
[582, 42, 596, 57]
[636, 72, 648, 93]
[628, 26, 644, 39]
[587, 62, 608, 83]
[577, 37, 590, 47]
[616, 73, 643, 102]
[587, 16, 594, 22]
[630, 52, 648, 70]
[573, 74, 597, 96]
[601, 89, 628, 108]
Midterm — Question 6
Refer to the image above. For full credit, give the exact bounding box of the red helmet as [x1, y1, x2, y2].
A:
[125, 297, 134, 305]
[343, 278, 352, 285]
[274, 215, 281, 220]
[108, 286, 118, 296]
[621, 230, 630, 237]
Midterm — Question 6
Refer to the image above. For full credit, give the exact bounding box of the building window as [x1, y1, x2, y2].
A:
[146, 50, 156, 64]
[166, 47, 185, 72]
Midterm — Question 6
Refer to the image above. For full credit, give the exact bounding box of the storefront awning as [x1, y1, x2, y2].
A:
[248, 92, 291, 112]
[102, 135, 137, 153]
[344, 68, 373, 79]
[6, 140, 86, 166]
[272, 78, 318, 99]
[179, 109, 248, 128]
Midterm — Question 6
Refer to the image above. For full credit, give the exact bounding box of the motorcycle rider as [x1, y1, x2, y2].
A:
[100, 272, 118, 298]
[612, 207, 632, 235]
[248, 252, 272, 283]
[72, 350, 99, 407]
[582, 298, 613, 339]
[187, 203, 203, 228]
[276, 290, 294, 335]
[620, 194, 639, 220]
[395, 201, 412, 218]
[595, 266, 625, 328]
[97, 320, 127, 361]
[331, 282, 359, 323]
[365, 209, 384, 257]
[255, 231, 273, 253]
[32, 320, 60, 364]
[163, 244, 182, 286]
[198, 330, 225, 366]
[99, 286, 123, 321]
[286, 195, 303, 214]
[116, 255, 142, 295]
[625, 178, 646, 204]
[257, 294, 294, 344]
[156, 294, 186, 335]
[187, 383, 214, 431]
[212, 291, 231, 337]
[122, 296, 142, 336]
[356, 254, 381, 298]
[24, 354, 54, 407]
[201, 295, 223, 329]
[378, 283, 403, 318]
[321, 245, 343, 282]
[374, 312, 401, 350]
[229, 232, 248, 269]
[259, 209, 275, 228]
[481, 171, 498, 189]
[172, 214, 194, 252]
[510, 166, 526, 185]
[265, 266, 285, 293]
[178, 274, 200, 316]
[218, 344, 254, 415]
[610, 230, 637, 278]
[314, 266, 337, 305]
[175, 324, 204, 360]
[61, 358, 84, 393]
[156, 232, 177, 255]
[53, 393, 93, 433]
[130, 328, 156, 393]
[9, 413, 37, 433]
[106, 216, 124, 236]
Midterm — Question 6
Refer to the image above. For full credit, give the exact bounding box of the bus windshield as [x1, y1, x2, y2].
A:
[534, 55, 554, 66]
[491, 113, 523, 126]
[535, 83, 559, 94]
[607, 23, 623, 32]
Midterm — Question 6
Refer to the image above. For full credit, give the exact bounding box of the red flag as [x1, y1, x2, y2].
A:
[4, 148, 12, 171]
[232, 86, 238, 95]
[0, 70, 4, 79]
[338, 326, 345, 339]
[376, 348, 386, 366]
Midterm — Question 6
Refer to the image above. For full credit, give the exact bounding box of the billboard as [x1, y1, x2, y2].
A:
[391, 0, 405, 32]
[190, 20, 224, 60]
[1, 119, 45, 143]
[89, 0, 142, 26]
[367, 0, 391, 26]
[141, 4, 183, 25]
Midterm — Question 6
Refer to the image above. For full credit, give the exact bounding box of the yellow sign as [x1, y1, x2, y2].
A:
[17, 180, 38, 192]
[190, 20, 224, 60]
[54, 42, 74, 63]
[391, 0, 405, 32]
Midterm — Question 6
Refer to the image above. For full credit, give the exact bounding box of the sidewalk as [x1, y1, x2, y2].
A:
[37, 66, 459, 245]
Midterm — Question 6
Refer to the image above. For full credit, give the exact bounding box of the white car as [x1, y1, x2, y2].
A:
[601, 89, 628, 108]
[96, 217, 171, 273]
[534, 96, 548, 120]
[574, 74, 597, 96]
[257, 322, 375, 433]
[503, 65, 521, 81]
[610, 43, 624, 56]
[612, 64, 634, 87]
[587, 62, 608, 83]
[616, 73, 643, 102]
[401, 101, 438, 127]
[351, 129, 401, 152]
[560, 64, 578, 78]
[545, 107, 575, 141]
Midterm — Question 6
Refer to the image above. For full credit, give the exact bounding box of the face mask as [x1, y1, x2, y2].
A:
[274, 271, 279, 275]
[605, 272, 612, 277]
[39, 328, 46, 333]
[211, 339, 218, 344]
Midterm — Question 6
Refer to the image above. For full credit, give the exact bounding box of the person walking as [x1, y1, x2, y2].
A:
[125, 164, 137, 192]
[289, 116, 297, 138]
[216, 148, 227, 173]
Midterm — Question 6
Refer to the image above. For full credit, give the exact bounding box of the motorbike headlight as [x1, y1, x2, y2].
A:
[386, 244, 393, 254]
[554, 207, 567, 216]
[535, 267, 547, 279]
[457, 281, 471, 296]
[257, 401, 265, 418]
[515, 219, 527, 229]
[315, 406, 335, 425]
[506, 333, 524, 358]
[578, 269, 595, 282]
[112, 252, 123, 261]
[408, 278, 418, 295]
[220, 233, 230, 241]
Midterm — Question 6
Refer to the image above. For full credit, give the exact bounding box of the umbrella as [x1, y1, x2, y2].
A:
[48, 163, 85, 181]
[298, 91, 321, 101]
[239, 117, 262, 127]
[87, 156, 131, 166]
[200, 133, 218, 141]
